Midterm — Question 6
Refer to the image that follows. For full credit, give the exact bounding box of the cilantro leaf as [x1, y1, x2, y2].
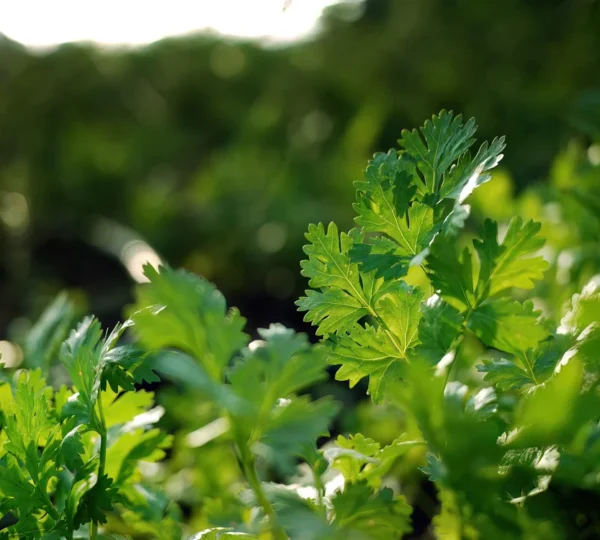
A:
[0, 454, 46, 516]
[299, 223, 365, 295]
[349, 236, 410, 281]
[353, 151, 418, 248]
[416, 295, 464, 363]
[106, 428, 172, 486]
[297, 223, 382, 337]
[398, 110, 478, 195]
[354, 154, 435, 255]
[331, 481, 412, 539]
[468, 299, 549, 356]
[23, 291, 76, 370]
[439, 135, 506, 202]
[328, 324, 403, 402]
[227, 325, 339, 470]
[477, 336, 566, 390]
[427, 239, 475, 312]
[73, 473, 118, 528]
[296, 288, 368, 337]
[474, 217, 548, 299]
[260, 396, 339, 472]
[326, 434, 423, 487]
[132, 264, 249, 381]
[323, 282, 424, 402]
[558, 280, 600, 336]
[64, 463, 98, 531]
[59, 317, 104, 429]
[375, 282, 425, 355]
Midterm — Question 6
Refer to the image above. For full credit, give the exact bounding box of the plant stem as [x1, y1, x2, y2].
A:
[442, 300, 479, 388]
[313, 466, 326, 512]
[237, 437, 287, 540]
[90, 391, 108, 540]
[97, 391, 108, 478]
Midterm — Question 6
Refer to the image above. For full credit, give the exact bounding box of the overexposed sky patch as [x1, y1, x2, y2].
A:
[0, 0, 345, 49]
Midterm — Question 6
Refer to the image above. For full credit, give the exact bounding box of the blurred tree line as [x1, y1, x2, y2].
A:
[1, 0, 599, 336]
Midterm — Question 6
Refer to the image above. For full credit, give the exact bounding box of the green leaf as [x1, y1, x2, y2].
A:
[2, 370, 54, 460]
[227, 325, 338, 468]
[260, 396, 339, 472]
[362, 438, 424, 485]
[59, 316, 103, 427]
[415, 295, 464, 363]
[375, 282, 425, 355]
[131, 264, 249, 381]
[228, 325, 329, 404]
[24, 291, 76, 370]
[351, 146, 441, 276]
[324, 434, 380, 482]
[558, 280, 600, 336]
[476, 358, 532, 391]
[297, 224, 386, 338]
[328, 324, 404, 403]
[73, 473, 118, 528]
[477, 336, 566, 391]
[64, 464, 98, 530]
[420, 453, 446, 483]
[474, 217, 548, 299]
[299, 223, 365, 295]
[102, 387, 155, 429]
[439, 136, 506, 202]
[326, 434, 423, 487]
[60, 420, 86, 472]
[353, 151, 418, 246]
[468, 299, 549, 355]
[354, 151, 436, 254]
[399, 110, 478, 195]
[106, 428, 172, 486]
[349, 236, 410, 281]
[296, 288, 368, 337]
[318, 281, 422, 400]
[101, 343, 158, 392]
[398, 109, 504, 204]
[511, 356, 600, 448]
[0, 454, 46, 515]
[331, 481, 412, 539]
[427, 240, 475, 312]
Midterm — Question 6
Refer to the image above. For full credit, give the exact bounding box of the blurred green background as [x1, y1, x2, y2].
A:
[1, 0, 600, 338]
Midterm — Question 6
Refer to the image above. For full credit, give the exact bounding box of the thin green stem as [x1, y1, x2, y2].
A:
[313, 466, 326, 512]
[97, 392, 108, 476]
[237, 436, 287, 540]
[441, 300, 478, 389]
[90, 392, 108, 540]
[39, 490, 60, 522]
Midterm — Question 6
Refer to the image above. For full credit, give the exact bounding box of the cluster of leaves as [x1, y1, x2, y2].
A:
[1, 111, 599, 539]
[0, 309, 178, 538]
[297, 110, 600, 537]
[127, 265, 416, 539]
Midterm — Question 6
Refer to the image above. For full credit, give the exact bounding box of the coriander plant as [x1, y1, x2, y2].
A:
[1, 111, 599, 539]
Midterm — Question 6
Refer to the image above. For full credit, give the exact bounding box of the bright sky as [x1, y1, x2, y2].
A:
[0, 0, 345, 48]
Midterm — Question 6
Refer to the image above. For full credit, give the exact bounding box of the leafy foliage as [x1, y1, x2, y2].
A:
[297, 111, 600, 538]
[0, 349, 174, 538]
[2, 110, 600, 539]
